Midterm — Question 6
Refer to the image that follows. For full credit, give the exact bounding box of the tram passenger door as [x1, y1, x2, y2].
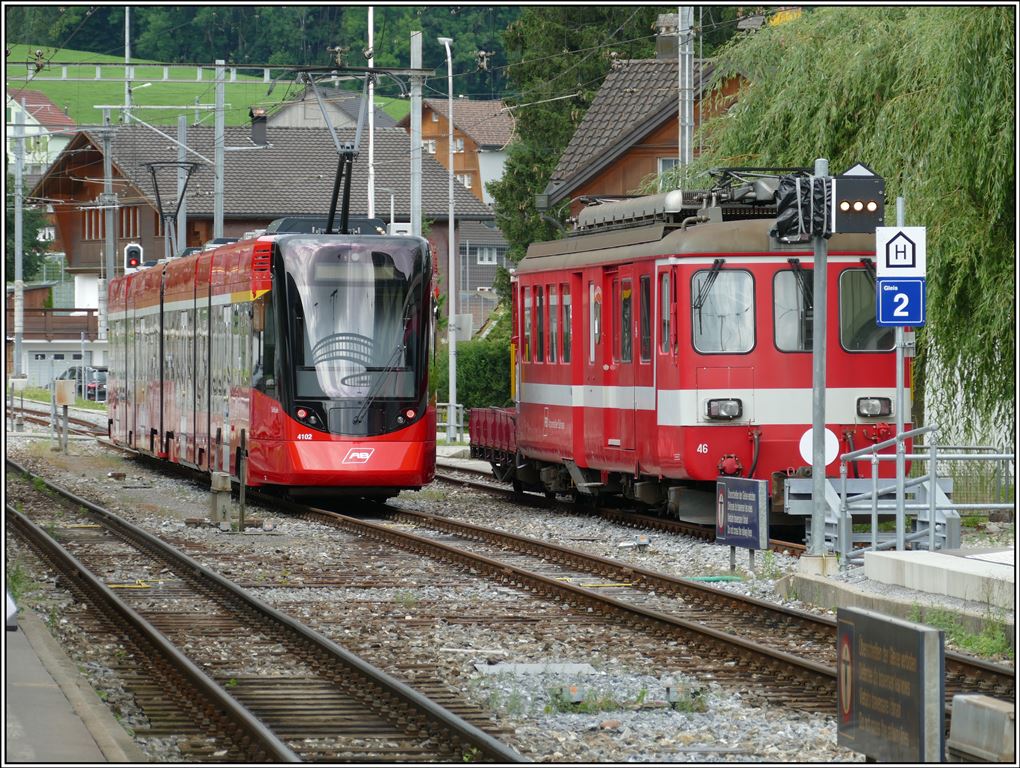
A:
[603, 267, 635, 452]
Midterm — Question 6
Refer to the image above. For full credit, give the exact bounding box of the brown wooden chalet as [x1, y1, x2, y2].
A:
[28, 124, 494, 279]
[540, 40, 742, 220]
[398, 98, 515, 205]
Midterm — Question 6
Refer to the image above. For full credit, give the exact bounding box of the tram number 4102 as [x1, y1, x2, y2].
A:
[876, 277, 926, 327]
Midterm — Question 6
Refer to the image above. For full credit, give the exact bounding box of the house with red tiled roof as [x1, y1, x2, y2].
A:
[5, 88, 78, 188]
[398, 98, 515, 206]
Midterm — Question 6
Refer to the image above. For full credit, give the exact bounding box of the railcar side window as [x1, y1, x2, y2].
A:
[522, 287, 532, 362]
[589, 281, 600, 362]
[614, 278, 632, 363]
[548, 285, 558, 363]
[659, 271, 670, 353]
[840, 269, 894, 351]
[562, 284, 571, 363]
[536, 286, 545, 363]
[639, 275, 651, 362]
[774, 270, 812, 352]
[691, 269, 754, 353]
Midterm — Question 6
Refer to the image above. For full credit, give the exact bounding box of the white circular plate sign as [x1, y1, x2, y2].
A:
[799, 428, 840, 466]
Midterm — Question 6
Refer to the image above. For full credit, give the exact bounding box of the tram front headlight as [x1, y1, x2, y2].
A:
[856, 397, 892, 417]
[706, 398, 742, 420]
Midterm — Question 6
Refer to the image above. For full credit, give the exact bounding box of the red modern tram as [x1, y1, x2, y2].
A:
[471, 175, 906, 523]
[107, 233, 436, 499]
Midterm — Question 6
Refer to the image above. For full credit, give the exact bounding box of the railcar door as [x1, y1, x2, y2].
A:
[603, 266, 635, 453]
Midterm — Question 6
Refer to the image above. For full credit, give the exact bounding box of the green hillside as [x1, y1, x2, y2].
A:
[7, 44, 409, 127]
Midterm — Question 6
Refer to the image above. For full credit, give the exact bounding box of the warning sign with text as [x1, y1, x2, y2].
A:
[714, 477, 768, 550]
[836, 607, 944, 762]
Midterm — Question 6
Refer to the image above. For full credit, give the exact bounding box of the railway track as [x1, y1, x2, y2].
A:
[6, 459, 525, 764]
[434, 468, 808, 555]
[8, 401, 107, 437]
[10, 447, 1012, 756]
[382, 507, 1015, 710]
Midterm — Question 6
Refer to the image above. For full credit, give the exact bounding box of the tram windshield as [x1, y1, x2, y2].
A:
[279, 236, 429, 402]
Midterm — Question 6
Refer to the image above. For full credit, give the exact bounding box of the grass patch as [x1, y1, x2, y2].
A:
[12, 387, 107, 411]
[9, 43, 411, 127]
[394, 590, 418, 610]
[909, 605, 1014, 660]
[6, 559, 34, 602]
[413, 488, 449, 502]
[545, 686, 621, 715]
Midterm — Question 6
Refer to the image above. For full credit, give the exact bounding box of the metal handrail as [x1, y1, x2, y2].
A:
[838, 425, 1014, 566]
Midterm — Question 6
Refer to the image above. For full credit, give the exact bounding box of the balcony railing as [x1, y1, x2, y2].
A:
[5, 307, 99, 340]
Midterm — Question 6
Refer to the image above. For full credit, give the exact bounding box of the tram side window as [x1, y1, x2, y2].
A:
[639, 275, 651, 362]
[536, 286, 545, 363]
[548, 285, 558, 363]
[840, 269, 894, 351]
[659, 272, 670, 353]
[774, 270, 812, 351]
[691, 269, 754, 353]
[522, 287, 531, 362]
[588, 281, 600, 363]
[561, 284, 571, 363]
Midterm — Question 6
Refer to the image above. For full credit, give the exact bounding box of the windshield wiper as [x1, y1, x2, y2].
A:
[693, 258, 725, 334]
[787, 258, 813, 309]
[352, 344, 407, 425]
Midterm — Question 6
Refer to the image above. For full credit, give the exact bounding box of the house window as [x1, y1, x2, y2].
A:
[453, 137, 464, 153]
[476, 246, 496, 265]
[154, 209, 164, 237]
[119, 206, 139, 239]
[456, 173, 472, 189]
[423, 139, 436, 154]
[658, 157, 679, 191]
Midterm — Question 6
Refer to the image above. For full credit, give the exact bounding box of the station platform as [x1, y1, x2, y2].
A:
[783, 545, 1015, 641]
[435, 443, 494, 476]
[5, 610, 145, 764]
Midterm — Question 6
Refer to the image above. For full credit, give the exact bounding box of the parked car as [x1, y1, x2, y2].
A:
[179, 246, 202, 258]
[85, 368, 107, 401]
[49, 365, 106, 399]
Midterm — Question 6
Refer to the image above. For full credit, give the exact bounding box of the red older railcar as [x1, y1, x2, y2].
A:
[471, 183, 907, 524]
[108, 233, 436, 499]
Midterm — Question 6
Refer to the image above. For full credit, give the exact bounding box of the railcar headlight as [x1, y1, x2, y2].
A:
[856, 397, 892, 417]
[706, 398, 742, 420]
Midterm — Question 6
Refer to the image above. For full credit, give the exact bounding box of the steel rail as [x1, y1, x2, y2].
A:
[6, 458, 528, 764]
[6, 504, 301, 763]
[274, 499, 838, 695]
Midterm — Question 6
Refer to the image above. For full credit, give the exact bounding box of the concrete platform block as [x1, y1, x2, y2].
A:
[864, 550, 1014, 611]
[946, 694, 1015, 762]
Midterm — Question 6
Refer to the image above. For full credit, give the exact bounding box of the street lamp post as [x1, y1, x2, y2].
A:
[438, 35, 457, 442]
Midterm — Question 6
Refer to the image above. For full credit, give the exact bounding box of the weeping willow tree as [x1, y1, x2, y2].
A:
[664, 7, 1014, 442]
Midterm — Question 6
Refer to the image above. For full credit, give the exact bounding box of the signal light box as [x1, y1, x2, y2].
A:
[831, 173, 885, 234]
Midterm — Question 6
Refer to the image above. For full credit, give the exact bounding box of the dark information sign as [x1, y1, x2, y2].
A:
[715, 477, 768, 549]
[836, 607, 944, 762]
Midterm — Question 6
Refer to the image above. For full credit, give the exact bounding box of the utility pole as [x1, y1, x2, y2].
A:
[100, 108, 116, 340]
[367, 6, 375, 219]
[177, 116, 188, 251]
[124, 7, 131, 122]
[439, 36, 457, 441]
[214, 59, 225, 239]
[677, 7, 694, 183]
[410, 31, 423, 238]
[808, 157, 830, 558]
[13, 99, 25, 379]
